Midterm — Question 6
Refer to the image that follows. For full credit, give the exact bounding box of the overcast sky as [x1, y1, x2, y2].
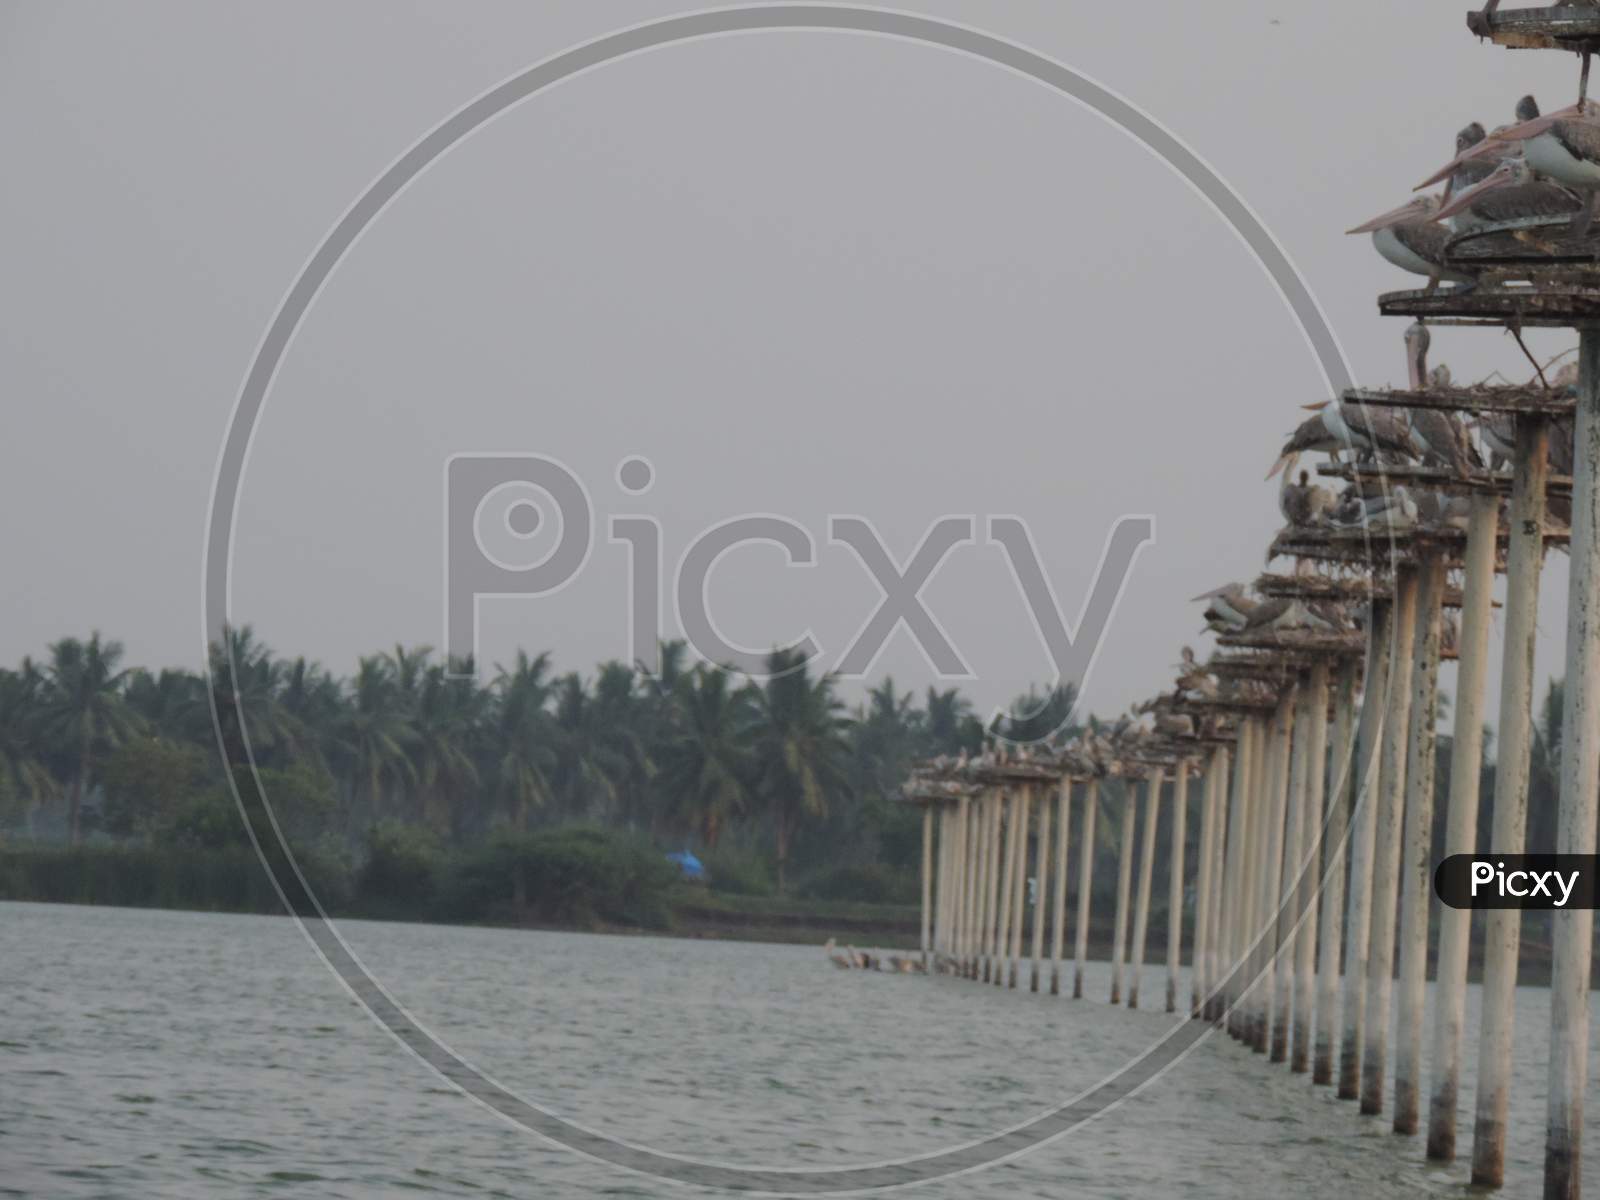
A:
[2, 0, 1584, 724]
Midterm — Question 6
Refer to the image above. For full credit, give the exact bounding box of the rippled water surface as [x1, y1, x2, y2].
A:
[4, 901, 1597, 1197]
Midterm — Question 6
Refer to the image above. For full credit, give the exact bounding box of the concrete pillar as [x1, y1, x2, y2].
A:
[1427, 494, 1497, 1155]
[1339, 598, 1393, 1100]
[1030, 785, 1051, 993]
[1073, 777, 1099, 999]
[1128, 767, 1163, 1009]
[1396, 553, 1446, 1134]
[1314, 656, 1359, 1085]
[1205, 744, 1232, 1022]
[1166, 759, 1191, 1013]
[1221, 719, 1255, 1033]
[1008, 784, 1031, 989]
[1546, 329, 1600, 1200]
[978, 790, 997, 982]
[1110, 784, 1137, 1005]
[994, 790, 1018, 990]
[956, 794, 975, 978]
[920, 803, 933, 971]
[1192, 749, 1220, 1016]
[1292, 659, 1331, 1074]
[1270, 683, 1307, 1062]
[1361, 565, 1420, 1116]
[1473, 414, 1551, 1188]
[1050, 776, 1072, 995]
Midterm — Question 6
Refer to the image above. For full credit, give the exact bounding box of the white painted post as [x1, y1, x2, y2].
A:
[1166, 759, 1191, 1013]
[1546, 329, 1600, 1200]
[1473, 414, 1551, 1188]
[1292, 659, 1330, 1074]
[1129, 767, 1163, 1009]
[1192, 750, 1219, 1016]
[1050, 776, 1071, 995]
[956, 793, 974, 978]
[993, 790, 1017, 990]
[1008, 783, 1031, 989]
[1314, 656, 1358, 1085]
[1396, 553, 1445, 1134]
[1361, 565, 1420, 1116]
[1030, 785, 1051, 993]
[1073, 777, 1099, 999]
[976, 790, 994, 982]
[920, 802, 933, 971]
[1270, 684, 1307, 1062]
[1340, 599, 1393, 1101]
[1221, 719, 1255, 1033]
[1426, 495, 1497, 1153]
[1206, 744, 1232, 1022]
[1110, 784, 1137, 1006]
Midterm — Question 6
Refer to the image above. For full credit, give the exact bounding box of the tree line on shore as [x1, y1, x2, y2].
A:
[0, 627, 1081, 902]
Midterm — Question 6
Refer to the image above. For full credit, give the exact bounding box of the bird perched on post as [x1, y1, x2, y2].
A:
[1268, 400, 1413, 477]
[1332, 483, 1419, 531]
[1193, 583, 1258, 632]
[1278, 459, 1338, 526]
[1400, 326, 1482, 478]
[1348, 193, 1478, 290]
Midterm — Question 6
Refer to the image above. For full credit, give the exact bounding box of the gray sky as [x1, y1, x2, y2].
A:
[1, 0, 1582, 723]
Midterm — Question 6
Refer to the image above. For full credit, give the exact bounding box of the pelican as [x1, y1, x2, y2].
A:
[1433, 157, 1585, 231]
[1348, 194, 1477, 289]
[823, 938, 854, 969]
[1332, 484, 1419, 531]
[1193, 583, 1258, 632]
[1298, 399, 1415, 465]
[1279, 462, 1338, 526]
[1240, 597, 1335, 634]
[1473, 100, 1600, 234]
[1416, 98, 1546, 193]
[1400, 325, 1481, 477]
[1478, 412, 1516, 469]
[1416, 489, 1473, 530]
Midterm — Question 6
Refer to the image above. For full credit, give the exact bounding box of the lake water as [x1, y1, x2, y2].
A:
[3, 900, 1594, 1197]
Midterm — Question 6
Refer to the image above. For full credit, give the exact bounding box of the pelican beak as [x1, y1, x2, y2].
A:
[1487, 112, 1563, 145]
[1435, 161, 1516, 223]
[1301, 400, 1331, 411]
[1347, 196, 1432, 235]
[1266, 450, 1297, 480]
[1414, 138, 1505, 191]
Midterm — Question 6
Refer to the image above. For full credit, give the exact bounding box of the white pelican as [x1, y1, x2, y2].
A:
[1401, 324, 1481, 477]
[1192, 583, 1258, 632]
[1433, 157, 1585, 231]
[1348, 194, 1477, 289]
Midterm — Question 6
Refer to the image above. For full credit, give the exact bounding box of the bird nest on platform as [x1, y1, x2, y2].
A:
[1317, 461, 1574, 497]
[1380, 278, 1600, 327]
[1217, 628, 1367, 656]
[1206, 650, 1314, 679]
[1466, 5, 1600, 51]
[1268, 523, 1450, 566]
[1252, 571, 1479, 610]
[1341, 383, 1575, 416]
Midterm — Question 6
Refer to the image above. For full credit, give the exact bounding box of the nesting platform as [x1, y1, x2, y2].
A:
[1380, 281, 1600, 327]
[1316, 462, 1574, 496]
[1216, 628, 1366, 657]
[1466, 5, 1600, 50]
[1342, 384, 1574, 416]
[1448, 216, 1600, 268]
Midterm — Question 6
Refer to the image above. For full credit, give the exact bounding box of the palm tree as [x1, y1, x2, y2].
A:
[493, 650, 557, 831]
[659, 666, 752, 848]
[0, 661, 60, 833]
[337, 655, 416, 828]
[924, 686, 981, 757]
[410, 660, 484, 840]
[42, 632, 142, 843]
[749, 648, 852, 891]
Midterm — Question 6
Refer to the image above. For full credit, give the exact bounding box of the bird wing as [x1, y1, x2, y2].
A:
[1554, 119, 1600, 166]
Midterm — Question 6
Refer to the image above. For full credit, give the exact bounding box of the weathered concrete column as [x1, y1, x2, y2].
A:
[1546, 329, 1600, 1200]
[1314, 656, 1360, 1085]
[1049, 776, 1072, 995]
[1205, 744, 1232, 1022]
[1340, 598, 1393, 1100]
[1110, 784, 1137, 1005]
[1073, 777, 1099, 999]
[1029, 786, 1052, 993]
[1166, 758, 1191, 1013]
[1240, 714, 1272, 1043]
[933, 804, 950, 961]
[1270, 683, 1307, 1062]
[958, 793, 977, 978]
[920, 803, 933, 971]
[1221, 720, 1255, 1033]
[1192, 750, 1220, 1016]
[993, 790, 1018, 990]
[1292, 658, 1331, 1074]
[1395, 553, 1446, 1134]
[1473, 413, 1551, 1188]
[1361, 565, 1420, 1116]
[1008, 784, 1031, 989]
[977, 790, 996, 982]
[1128, 767, 1164, 1009]
[1426, 494, 1497, 1154]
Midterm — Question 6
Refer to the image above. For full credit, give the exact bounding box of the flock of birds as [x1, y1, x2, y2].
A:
[1353, 91, 1600, 288]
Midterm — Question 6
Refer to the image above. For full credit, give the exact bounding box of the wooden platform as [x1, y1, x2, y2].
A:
[1253, 570, 1483, 610]
[1380, 281, 1600, 327]
[1217, 629, 1367, 657]
[1342, 384, 1574, 416]
[1316, 462, 1574, 496]
[1448, 216, 1600, 267]
[1466, 5, 1600, 50]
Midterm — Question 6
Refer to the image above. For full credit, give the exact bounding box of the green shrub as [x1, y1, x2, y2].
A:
[700, 846, 775, 897]
[799, 862, 918, 905]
